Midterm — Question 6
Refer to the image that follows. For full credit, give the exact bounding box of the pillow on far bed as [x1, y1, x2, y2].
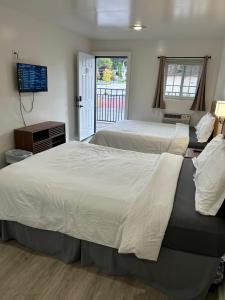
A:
[196, 113, 215, 143]
[192, 134, 223, 169]
[195, 113, 211, 132]
[194, 134, 225, 216]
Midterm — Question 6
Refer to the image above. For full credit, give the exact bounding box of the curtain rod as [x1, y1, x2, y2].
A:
[157, 56, 211, 59]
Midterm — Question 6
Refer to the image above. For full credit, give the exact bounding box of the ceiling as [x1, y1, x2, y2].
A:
[1, 0, 225, 40]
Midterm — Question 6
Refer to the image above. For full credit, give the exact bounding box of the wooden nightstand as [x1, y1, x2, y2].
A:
[185, 148, 202, 158]
[14, 121, 66, 154]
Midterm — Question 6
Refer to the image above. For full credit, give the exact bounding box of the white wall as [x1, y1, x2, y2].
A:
[0, 5, 90, 168]
[215, 38, 225, 100]
[0, 4, 224, 169]
[91, 39, 223, 124]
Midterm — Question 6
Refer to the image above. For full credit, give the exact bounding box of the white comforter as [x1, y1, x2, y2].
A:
[90, 120, 190, 155]
[0, 142, 183, 261]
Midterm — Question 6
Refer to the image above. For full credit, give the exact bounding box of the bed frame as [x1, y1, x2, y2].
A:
[0, 220, 220, 300]
[1, 158, 224, 300]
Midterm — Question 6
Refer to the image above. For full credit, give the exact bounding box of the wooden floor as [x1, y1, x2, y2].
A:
[0, 240, 218, 300]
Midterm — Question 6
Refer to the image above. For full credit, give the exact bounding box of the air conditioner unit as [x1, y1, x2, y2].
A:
[163, 113, 191, 125]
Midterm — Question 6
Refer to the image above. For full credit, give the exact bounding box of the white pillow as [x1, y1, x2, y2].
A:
[196, 114, 215, 143]
[195, 113, 211, 132]
[194, 135, 225, 216]
[192, 134, 223, 169]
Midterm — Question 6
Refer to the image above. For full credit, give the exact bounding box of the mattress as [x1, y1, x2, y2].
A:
[90, 120, 190, 155]
[164, 158, 225, 257]
[1, 143, 224, 258]
[188, 126, 208, 149]
[0, 142, 183, 261]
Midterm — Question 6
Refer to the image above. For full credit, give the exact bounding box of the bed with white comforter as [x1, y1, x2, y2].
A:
[0, 142, 183, 261]
[90, 120, 190, 155]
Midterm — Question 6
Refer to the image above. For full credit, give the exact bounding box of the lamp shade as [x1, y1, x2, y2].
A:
[215, 101, 225, 117]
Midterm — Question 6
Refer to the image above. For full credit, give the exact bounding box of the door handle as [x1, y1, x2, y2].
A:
[76, 104, 83, 108]
[76, 96, 82, 102]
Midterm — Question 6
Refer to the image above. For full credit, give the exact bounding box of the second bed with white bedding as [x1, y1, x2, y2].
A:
[0, 142, 183, 261]
[90, 120, 190, 155]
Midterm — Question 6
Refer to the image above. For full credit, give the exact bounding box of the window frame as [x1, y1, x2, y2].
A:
[164, 59, 202, 101]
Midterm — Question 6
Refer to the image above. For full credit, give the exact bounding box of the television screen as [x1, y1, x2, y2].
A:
[17, 63, 48, 93]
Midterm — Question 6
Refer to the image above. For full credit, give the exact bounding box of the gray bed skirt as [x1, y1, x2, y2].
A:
[0, 221, 220, 300]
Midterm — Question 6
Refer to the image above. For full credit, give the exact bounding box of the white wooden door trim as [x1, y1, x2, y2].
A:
[77, 52, 95, 141]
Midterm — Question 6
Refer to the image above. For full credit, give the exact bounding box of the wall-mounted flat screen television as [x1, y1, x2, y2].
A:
[17, 63, 48, 93]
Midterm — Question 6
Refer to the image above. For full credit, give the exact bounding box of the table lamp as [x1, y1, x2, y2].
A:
[214, 100, 225, 135]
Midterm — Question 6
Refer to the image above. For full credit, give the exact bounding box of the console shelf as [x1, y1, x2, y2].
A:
[15, 121, 66, 154]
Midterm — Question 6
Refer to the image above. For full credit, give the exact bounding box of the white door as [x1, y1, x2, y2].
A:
[77, 52, 95, 141]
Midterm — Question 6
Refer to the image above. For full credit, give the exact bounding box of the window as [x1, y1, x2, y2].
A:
[164, 61, 202, 99]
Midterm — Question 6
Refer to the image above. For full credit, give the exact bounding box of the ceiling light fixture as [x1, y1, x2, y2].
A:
[130, 24, 147, 31]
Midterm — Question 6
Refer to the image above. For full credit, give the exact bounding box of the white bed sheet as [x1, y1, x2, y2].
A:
[90, 120, 189, 155]
[0, 142, 182, 261]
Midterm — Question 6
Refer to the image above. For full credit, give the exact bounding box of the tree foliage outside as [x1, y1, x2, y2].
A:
[97, 58, 113, 70]
[117, 61, 123, 78]
[102, 69, 112, 83]
[96, 69, 101, 81]
[96, 57, 127, 84]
